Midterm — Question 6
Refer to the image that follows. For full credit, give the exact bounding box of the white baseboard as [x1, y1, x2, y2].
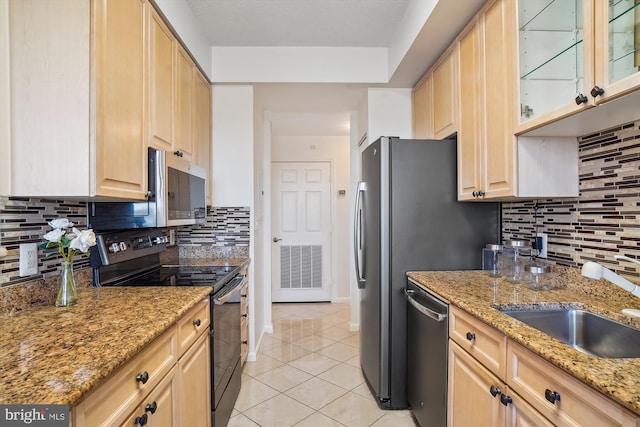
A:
[331, 297, 351, 304]
[246, 351, 257, 362]
[349, 321, 360, 332]
[264, 323, 273, 334]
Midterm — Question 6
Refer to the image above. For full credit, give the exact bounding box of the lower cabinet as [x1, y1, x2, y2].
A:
[240, 279, 249, 365]
[73, 299, 211, 427]
[448, 305, 640, 426]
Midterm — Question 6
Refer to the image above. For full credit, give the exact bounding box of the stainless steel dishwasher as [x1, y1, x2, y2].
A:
[406, 279, 449, 427]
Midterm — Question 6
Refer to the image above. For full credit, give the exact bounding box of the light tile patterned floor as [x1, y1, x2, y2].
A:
[229, 303, 417, 427]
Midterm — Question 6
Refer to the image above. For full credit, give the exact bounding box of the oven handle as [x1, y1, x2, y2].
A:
[214, 275, 246, 305]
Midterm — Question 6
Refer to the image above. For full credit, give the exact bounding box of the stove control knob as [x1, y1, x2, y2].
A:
[109, 243, 120, 253]
[119, 242, 127, 251]
[154, 236, 168, 245]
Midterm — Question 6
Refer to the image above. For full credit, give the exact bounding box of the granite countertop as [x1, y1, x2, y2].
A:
[407, 268, 640, 415]
[0, 286, 212, 406]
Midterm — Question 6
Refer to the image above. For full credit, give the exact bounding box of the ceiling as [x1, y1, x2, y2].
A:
[183, 0, 484, 136]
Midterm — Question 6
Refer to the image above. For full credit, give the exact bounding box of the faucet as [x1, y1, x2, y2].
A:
[581, 256, 640, 298]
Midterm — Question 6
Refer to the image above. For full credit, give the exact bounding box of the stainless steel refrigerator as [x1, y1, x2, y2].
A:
[353, 136, 500, 409]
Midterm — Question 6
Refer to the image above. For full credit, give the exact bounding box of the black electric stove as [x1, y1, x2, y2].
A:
[91, 229, 245, 427]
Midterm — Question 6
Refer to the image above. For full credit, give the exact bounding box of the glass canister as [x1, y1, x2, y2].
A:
[502, 239, 532, 283]
[523, 264, 553, 290]
[482, 244, 502, 277]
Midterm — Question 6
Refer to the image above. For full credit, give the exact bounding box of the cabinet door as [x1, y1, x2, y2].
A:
[516, 0, 595, 133]
[412, 74, 433, 139]
[176, 45, 195, 160]
[121, 367, 177, 427]
[481, 0, 516, 198]
[240, 281, 249, 365]
[178, 332, 211, 427]
[457, 19, 483, 200]
[149, 7, 174, 152]
[194, 72, 211, 204]
[93, 0, 148, 199]
[432, 45, 458, 139]
[506, 389, 554, 427]
[448, 340, 506, 427]
[593, 0, 640, 104]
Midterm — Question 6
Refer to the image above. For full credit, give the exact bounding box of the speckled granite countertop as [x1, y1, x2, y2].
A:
[0, 286, 212, 406]
[407, 268, 640, 415]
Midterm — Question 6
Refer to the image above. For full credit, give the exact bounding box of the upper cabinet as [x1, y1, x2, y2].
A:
[194, 72, 212, 205]
[412, 45, 458, 140]
[517, 0, 640, 134]
[456, 0, 579, 201]
[2, 0, 211, 200]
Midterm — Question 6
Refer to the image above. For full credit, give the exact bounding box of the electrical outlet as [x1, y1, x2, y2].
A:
[536, 233, 548, 258]
[19, 243, 38, 276]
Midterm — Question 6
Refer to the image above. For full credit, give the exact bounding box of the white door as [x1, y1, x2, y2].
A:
[271, 161, 332, 302]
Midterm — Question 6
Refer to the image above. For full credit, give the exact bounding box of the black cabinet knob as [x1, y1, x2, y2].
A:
[500, 393, 513, 406]
[242, 340, 248, 345]
[145, 401, 158, 414]
[590, 86, 604, 97]
[241, 313, 248, 318]
[575, 93, 588, 105]
[136, 371, 149, 384]
[193, 319, 202, 327]
[173, 150, 184, 157]
[466, 332, 476, 341]
[544, 388, 561, 404]
[489, 385, 501, 397]
[134, 413, 148, 426]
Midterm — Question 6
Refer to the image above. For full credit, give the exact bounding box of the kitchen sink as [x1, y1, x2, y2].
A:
[500, 308, 640, 358]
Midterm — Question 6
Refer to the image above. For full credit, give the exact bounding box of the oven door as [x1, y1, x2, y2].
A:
[211, 275, 245, 415]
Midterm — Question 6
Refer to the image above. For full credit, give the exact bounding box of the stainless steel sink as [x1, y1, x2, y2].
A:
[500, 308, 640, 358]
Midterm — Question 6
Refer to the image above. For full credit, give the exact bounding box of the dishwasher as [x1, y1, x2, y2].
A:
[406, 279, 449, 427]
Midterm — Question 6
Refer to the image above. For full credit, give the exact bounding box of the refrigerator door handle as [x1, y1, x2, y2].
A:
[354, 181, 366, 288]
[405, 289, 448, 322]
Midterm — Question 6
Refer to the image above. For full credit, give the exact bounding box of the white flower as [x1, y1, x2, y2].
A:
[69, 228, 96, 253]
[49, 218, 73, 229]
[43, 228, 65, 243]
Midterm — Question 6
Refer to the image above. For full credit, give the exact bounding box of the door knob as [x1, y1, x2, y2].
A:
[273, 237, 282, 242]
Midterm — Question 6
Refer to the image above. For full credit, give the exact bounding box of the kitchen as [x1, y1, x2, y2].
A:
[2, 0, 640, 426]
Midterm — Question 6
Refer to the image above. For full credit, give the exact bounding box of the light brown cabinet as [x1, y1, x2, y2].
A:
[194, 72, 212, 205]
[411, 45, 457, 140]
[454, 0, 579, 201]
[149, 7, 175, 153]
[3, 0, 211, 200]
[73, 299, 211, 427]
[447, 305, 640, 426]
[517, 1, 640, 135]
[240, 278, 250, 365]
[4, 0, 148, 199]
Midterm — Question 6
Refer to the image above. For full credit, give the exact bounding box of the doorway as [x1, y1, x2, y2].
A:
[271, 161, 332, 302]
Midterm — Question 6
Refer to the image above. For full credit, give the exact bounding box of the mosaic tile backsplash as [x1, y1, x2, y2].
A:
[0, 201, 251, 288]
[503, 119, 640, 279]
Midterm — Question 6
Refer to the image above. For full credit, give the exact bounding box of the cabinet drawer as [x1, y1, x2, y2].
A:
[177, 298, 210, 355]
[449, 305, 507, 380]
[121, 366, 177, 427]
[507, 340, 639, 427]
[74, 326, 178, 427]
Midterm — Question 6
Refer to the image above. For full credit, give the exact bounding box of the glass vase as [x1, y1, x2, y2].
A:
[56, 260, 78, 307]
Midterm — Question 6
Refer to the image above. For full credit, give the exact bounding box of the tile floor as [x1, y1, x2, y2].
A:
[229, 303, 417, 427]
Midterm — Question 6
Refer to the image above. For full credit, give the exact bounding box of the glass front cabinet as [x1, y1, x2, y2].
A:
[517, 0, 640, 133]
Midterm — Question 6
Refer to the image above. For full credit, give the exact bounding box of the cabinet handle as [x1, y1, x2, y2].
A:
[136, 371, 149, 384]
[242, 340, 248, 345]
[575, 93, 588, 105]
[173, 150, 184, 157]
[500, 393, 513, 406]
[241, 313, 248, 318]
[193, 319, 202, 327]
[144, 190, 153, 199]
[590, 86, 604, 98]
[544, 388, 561, 404]
[241, 293, 248, 298]
[145, 401, 158, 414]
[466, 332, 476, 341]
[472, 190, 485, 198]
[134, 413, 148, 426]
[489, 385, 501, 397]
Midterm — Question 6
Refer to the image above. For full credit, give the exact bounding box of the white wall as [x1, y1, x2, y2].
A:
[153, 0, 213, 80]
[212, 47, 387, 83]
[271, 135, 351, 302]
[366, 88, 413, 145]
[211, 85, 254, 207]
